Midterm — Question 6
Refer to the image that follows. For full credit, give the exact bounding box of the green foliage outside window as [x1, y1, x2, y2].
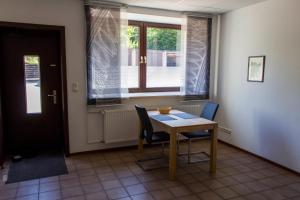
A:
[147, 27, 180, 51]
[127, 26, 180, 51]
[127, 26, 139, 49]
[24, 56, 39, 65]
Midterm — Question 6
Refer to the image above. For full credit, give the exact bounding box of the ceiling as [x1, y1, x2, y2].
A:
[105, 0, 266, 13]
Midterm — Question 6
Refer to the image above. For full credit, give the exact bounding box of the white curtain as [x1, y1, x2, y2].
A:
[85, 1, 128, 104]
[184, 16, 211, 99]
[179, 16, 187, 95]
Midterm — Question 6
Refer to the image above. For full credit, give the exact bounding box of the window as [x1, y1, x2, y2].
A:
[85, 4, 211, 104]
[127, 21, 182, 93]
[24, 55, 42, 114]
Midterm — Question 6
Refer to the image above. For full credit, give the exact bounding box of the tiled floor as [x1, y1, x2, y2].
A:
[0, 140, 300, 200]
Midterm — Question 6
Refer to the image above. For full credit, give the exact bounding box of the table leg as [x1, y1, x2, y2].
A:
[210, 125, 218, 173]
[169, 130, 177, 180]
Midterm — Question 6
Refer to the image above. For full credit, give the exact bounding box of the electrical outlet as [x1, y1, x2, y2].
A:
[219, 126, 232, 134]
[72, 82, 79, 92]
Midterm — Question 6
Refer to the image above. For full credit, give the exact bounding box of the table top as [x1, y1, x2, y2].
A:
[148, 109, 217, 129]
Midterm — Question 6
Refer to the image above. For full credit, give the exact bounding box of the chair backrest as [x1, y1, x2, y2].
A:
[200, 102, 219, 120]
[135, 105, 153, 144]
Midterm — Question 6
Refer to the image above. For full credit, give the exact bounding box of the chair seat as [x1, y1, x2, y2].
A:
[152, 131, 170, 142]
[181, 130, 210, 139]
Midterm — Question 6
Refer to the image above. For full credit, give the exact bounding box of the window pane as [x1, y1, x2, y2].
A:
[122, 25, 139, 88]
[24, 55, 41, 114]
[146, 27, 181, 88]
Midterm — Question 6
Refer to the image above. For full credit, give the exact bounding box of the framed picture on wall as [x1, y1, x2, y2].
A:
[247, 56, 266, 82]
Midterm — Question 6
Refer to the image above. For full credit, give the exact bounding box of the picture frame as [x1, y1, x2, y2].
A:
[247, 56, 266, 82]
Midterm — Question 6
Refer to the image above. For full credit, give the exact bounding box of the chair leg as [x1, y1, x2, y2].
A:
[136, 142, 168, 171]
[187, 138, 210, 164]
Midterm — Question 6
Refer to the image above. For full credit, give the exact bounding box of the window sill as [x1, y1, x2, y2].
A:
[124, 91, 184, 98]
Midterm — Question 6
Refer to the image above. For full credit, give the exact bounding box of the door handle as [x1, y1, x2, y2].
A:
[48, 90, 57, 104]
[140, 56, 144, 64]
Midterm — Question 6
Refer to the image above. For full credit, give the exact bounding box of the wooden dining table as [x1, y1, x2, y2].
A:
[138, 109, 218, 180]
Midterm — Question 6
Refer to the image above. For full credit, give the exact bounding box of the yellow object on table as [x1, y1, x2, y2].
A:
[158, 107, 172, 114]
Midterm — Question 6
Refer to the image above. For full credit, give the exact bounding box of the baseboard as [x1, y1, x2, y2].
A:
[219, 140, 300, 175]
[69, 143, 162, 156]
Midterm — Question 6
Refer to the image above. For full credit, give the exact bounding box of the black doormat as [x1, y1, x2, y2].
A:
[6, 150, 68, 183]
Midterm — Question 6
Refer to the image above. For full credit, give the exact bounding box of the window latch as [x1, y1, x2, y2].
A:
[140, 56, 144, 64]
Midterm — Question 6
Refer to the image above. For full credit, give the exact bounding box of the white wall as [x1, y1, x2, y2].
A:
[0, 0, 217, 153]
[218, 0, 300, 172]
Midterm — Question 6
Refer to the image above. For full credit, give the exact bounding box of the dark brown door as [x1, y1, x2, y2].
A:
[0, 28, 63, 154]
[0, 86, 3, 166]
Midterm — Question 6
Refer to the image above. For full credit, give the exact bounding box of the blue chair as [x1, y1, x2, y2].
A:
[179, 102, 219, 163]
[135, 105, 170, 170]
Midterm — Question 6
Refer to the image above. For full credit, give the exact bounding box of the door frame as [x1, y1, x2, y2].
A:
[0, 21, 70, 156]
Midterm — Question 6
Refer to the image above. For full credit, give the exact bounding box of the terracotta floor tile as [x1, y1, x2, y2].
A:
[59, 173, 78, 181]
[0, 188, 17, 200]
[230, 184, 253, 195]
[289, 183, 300, 193]
[61, 186, 83, 198]
[232, 174, 254, 183]
[1, 140, 300, 200]
[102, 179, 122, 190]
[79, 175, 99, 185]
[217, 176, 239, 186]
[105, 187, 129, 200]
[16, 194, 38, 200]
[244, 193, 267, 200]
[120, 176, 140, 186]
[197, 191, 223, 200]
[203, 180, 225, 190]
[77, 168, 96, 177]
[16, 185, 39, 197]
[39, 190, 61, 200]
[230, 197, 247, 200]
[169, 185, 191, 197]
[215, 187, 239, 199]
[186, 182, 209, 193]
[125, 184, 147, 195]
[82, 182, 103, 194]
[245, 181, 270, 192]
[19, 179, 39, 187]
[274, 186, 300, 198]
[151, 189, 174, 200]
[98, 173, 118, 182]
[175, 195, 200, 200]
[131, 193, 154, 200]
[85, 191, 108, 200]
[143, 180, 166, 191]
[40, 181, 60, 193]
[60, 178, 80, 188]
[40, 176, 59, 184]
[260, 190, 285, 200]
[177, 174, 198, 184]
[258, 178, 283, 188]
[63, 195, 85, 200]
[289, 196, 300, 200]
[0, 183, 18, 191]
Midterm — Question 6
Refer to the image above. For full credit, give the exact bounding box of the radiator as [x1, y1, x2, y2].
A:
[102, 109, 139, 144]
[102, 104, 202, 144]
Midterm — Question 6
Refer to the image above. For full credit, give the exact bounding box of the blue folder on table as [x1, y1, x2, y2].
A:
[172, 113, 198, 119]
[151, 115, 176, 121]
